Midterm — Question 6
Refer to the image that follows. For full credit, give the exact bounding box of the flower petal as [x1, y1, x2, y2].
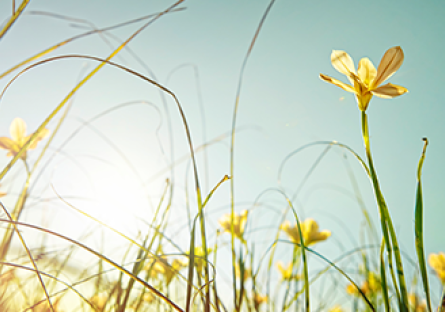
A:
[371, 83, 408, 99]
[25, 128, 50, 150]
[10, 118, 26, 143]
[320, 74, 355, 93]
[373, 46, 404, 88]
[357, 57, 377, 87]
[331, 50, 356, 78]
[0, 137, 15, 151]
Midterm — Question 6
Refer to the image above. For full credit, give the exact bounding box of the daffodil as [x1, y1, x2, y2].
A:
[280, 218, 331, 246]
[408, 293, 427, 312]
[144, 257, 187, 285]
[90, 292, 108, 311]
[162, 258, 187, 285]
[218, 210, 248, 241]
[428, 252, 445, 284]
[187, 246, 212, 276]
[142, 292, 156, 304]
[276, 261, 302, 281]
[253, 293, 268, 308]
[328, 305, 344, 312]
[346, 272, 381, 297]
[0, 118, 49, 160]
[320, 46, 408, 111]
[234, 262, 251, 281]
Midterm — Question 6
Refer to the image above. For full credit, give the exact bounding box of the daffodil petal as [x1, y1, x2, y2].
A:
[373, 46, 404, 88]
[10, 118, 26, 143]
[357, 57, 377, 87]
[26, 128, 50, 150]
[331, 50, 356, 78]
[371, 83, 408, 99]
[0, 137, 15, 150]
[320, 74, 355, 93]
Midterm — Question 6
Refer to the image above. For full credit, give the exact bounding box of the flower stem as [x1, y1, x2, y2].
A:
[361, 111, 408, 312]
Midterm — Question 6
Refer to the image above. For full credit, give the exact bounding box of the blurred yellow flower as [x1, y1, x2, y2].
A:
[0, 184, 6, 197]
[346, 272, 381, 297]
[276, 261, 302, 281]
[409, 293, 427, 312]
[320, 46, 408, 111]
[0, 118, 49, 160]
[90, 293, 108, 311]
[253, 293, 268, 308]
[143, 292, 156, 304]
[163, 258, 187, 285]
[187, 246, 212, 276]
[145, 257, 187, 285]
[280, 218, 331, 246]
[234, 262, 251, 281]
[328, 305, 344, 312]
[218, 210, 248, 241]
[428, 252, 445, 284]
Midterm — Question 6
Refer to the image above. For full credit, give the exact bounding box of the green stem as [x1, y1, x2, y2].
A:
[361, 111, 408, 312]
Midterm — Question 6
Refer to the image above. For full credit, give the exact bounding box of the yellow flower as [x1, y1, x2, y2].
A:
[428, 252, 445, 284]
[234, 262, 251, 281]
[276, 261, 302, 281]
[163, 258, 187, 285]
[0, 118, 49, 160]
[346, 272, 381, 297]
[90, 293, 108, 311]
[145, 257, 187, 285]
[320, 46, 408, 111]
[328, 305, 344, 312]
[280, 218, 331, 246]
[218, 210, 248, 241]
[253, 293, 268, 308]
[0, 184, 6, 197]
[409, 293, 427, 312]
[187, 246, 212, 276]
[143, 292, 156, 304]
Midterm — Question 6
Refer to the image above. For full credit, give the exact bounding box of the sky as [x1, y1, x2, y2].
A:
[0, 0, 444, 309]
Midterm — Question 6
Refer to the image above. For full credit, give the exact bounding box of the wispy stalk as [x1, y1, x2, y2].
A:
[0, 0, 30, 41]
[229, 1, 277, 309]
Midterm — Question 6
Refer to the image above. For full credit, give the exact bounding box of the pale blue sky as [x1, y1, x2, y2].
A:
[0, 0, 444, 308]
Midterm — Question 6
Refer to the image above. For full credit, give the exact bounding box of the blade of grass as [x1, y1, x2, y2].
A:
[1, 262, 96, 311]
[0, 0, 185, 180]
[0, 217, 184, 311]
[380, 239, 390, 312]
[281, 240, 376, 312]
[230, 0, 276, 309]
[439, 291, 445, 312]
[0, 0, 30, 40]
[0, 8, 185, 80]
[186, 175, 230, 312]
[0, 202, 54, 312]
[414, 138, 432, 312]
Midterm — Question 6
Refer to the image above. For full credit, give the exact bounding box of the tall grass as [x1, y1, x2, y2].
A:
[0, 1, 443, 312]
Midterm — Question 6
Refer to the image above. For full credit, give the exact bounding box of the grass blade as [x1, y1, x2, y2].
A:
[414, 138, 432, 312]
[0, 0, 30, 40]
